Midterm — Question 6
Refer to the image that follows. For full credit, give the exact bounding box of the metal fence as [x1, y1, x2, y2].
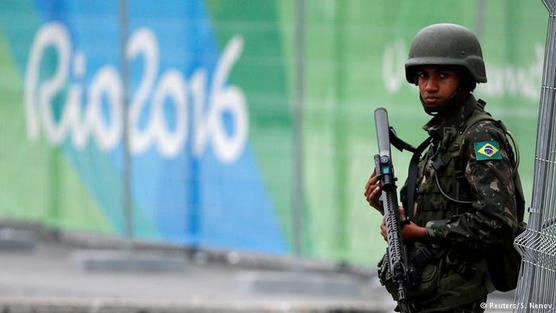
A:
[514, 0, 556, 311]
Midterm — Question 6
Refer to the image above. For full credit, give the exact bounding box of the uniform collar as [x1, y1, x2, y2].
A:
[423, 94, 477, 141]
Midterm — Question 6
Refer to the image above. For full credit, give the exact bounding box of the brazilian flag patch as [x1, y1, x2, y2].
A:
[474, 141, 502, 161]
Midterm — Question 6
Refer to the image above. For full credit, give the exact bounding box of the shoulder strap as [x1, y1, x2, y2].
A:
[461, 111, 497, 135]
[402, 112, 497, 215]
[404, 137, 432, 220]
[388, 127, 432, 220]
[389, 127, 419, 153]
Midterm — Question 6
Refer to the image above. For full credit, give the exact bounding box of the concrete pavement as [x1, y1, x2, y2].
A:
[0, 226, 516, 312]
[0, 228, 394, 313]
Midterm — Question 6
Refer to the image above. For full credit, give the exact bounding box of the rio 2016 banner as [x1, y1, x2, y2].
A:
[0, 0, 547, 264]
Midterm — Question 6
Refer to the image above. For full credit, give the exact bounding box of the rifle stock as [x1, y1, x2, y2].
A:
[374, 107, 412, 312]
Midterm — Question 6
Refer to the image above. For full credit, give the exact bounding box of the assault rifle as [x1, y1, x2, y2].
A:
[374, 107, 412, 312]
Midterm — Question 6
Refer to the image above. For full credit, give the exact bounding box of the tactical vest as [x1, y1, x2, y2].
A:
[412, 109, 512, 226]
[410, 105, 526, 297]
[414, 109, 525, 238]
[380, 103, 525, 311]
[402, 107, 525, 308]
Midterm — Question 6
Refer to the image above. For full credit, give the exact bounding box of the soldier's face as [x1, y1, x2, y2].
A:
[417, 66, 461, 110]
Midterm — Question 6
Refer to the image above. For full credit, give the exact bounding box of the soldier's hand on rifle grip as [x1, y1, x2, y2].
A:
[364, 169, 384, 214]
[380, 207, 405, 241]
[380, 218, 388, 241]
[380, 207, 428, 242]
[401, 221, 428, 242]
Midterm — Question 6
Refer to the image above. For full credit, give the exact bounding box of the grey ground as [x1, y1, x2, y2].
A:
[0, 226, 515, 313]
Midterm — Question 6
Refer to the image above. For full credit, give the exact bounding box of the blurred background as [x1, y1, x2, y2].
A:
[0, 0, 547, 312]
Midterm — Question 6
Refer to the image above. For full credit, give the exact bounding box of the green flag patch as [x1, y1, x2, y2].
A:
[474, 141, 501, 160]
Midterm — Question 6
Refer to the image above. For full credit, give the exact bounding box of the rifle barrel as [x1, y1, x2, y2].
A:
[374, 108, 392, 158]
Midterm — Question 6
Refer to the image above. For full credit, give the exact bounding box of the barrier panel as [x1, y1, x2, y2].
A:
[0, 0, 546, 264]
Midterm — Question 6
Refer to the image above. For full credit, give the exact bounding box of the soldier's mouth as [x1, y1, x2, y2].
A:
[423, 97, 440, 105]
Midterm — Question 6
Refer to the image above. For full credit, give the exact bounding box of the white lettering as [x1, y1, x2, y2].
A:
[191, 69, 210, 157]
[24, 22, 70, 142]
[478, 45, 543, 100]
[87, 66, 123, 151]
[209, 36, 248, 163]
[127, 28, 158, 154]
[24, 23, 249, 163]
[382, 40, 543, 101]
[151, 69, 188, 157]
[69, 51, 89, 148]
[382, 40, 406, 93]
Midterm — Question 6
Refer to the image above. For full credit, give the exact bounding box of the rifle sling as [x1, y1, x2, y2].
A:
[388, 128, 431, 220]
[389, 127, 418, 153]
[404, 138, 431, 220]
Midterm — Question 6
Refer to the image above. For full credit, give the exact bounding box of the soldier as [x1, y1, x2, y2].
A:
[364, 23, 523, 312]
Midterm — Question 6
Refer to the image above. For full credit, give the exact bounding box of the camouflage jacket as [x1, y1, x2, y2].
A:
[392, 95, 521, 310]
[410, 95, 519, 252]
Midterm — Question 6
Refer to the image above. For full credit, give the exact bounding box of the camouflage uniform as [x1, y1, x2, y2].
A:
[395, 94, 519, 312]
[377, 23, 522, 312]
[419, 97, 519, 247]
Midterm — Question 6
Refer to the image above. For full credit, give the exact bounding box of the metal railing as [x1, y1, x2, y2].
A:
[514, 0, 556, 311]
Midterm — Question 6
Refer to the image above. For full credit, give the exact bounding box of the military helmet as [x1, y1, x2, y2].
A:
[405, 23, 487, 84]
